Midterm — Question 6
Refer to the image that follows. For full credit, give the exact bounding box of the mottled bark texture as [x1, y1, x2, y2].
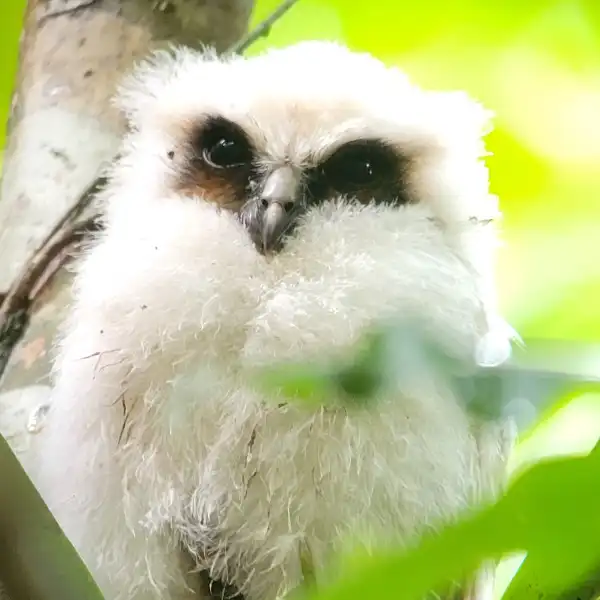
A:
[0, 0, 254, 595]
[0, 0, 254, 393]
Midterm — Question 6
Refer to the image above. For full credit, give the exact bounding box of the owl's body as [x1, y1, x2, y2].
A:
[8, 42, 516, 599]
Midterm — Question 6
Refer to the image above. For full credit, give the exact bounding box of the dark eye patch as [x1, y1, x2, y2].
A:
[306, 139, 412, 207]
[321, 140, 396, 191]
[194, 116, 254, 169]
[173, 116, 258, 209]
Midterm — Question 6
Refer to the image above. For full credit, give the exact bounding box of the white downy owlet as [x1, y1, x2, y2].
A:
[2, 41, 518, 600]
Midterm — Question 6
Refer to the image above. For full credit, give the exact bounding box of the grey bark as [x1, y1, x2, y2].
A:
[0, 0, 254, 396]
[0, 0, 254, 596]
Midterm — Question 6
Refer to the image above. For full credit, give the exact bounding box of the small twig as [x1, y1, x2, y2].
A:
[38, 0, 101, 25]
[29, 214, 102, 303]
[226, 0, 301, 55]
[0, 174, 106, 315]
[0, 310, 30, 381]
[0, 169, 109, 379]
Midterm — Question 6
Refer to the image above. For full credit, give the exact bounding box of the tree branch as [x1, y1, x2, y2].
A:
[38, 0, 102, 25]
[0, 172, 107, 378]
[227, 0, 301, 55]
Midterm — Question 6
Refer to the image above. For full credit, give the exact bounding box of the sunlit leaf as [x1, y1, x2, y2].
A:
[0, 434, 104, 600]
[256, 318, 599, 435]
[303, 451, 600, 600]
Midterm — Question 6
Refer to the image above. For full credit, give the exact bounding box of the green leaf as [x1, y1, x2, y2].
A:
[0, 434, 104, 600]
[258, 360, 337, 406]
[303, 450, 600, 600]
[254, 317, 599, 433]
[253, 319, 448, 409]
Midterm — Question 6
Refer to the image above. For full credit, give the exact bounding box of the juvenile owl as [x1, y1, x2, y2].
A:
[17, 41, 517, 600]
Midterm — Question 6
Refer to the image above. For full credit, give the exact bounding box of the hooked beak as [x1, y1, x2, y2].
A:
[262, 202, 288, 253]
[259, 165, 302, 254]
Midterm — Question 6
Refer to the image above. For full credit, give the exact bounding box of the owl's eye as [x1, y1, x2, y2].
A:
[320, 141, 397, 192]
[198, 118, 253, 169]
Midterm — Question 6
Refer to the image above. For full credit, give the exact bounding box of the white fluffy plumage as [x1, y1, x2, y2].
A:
[10, 41, 517, 600]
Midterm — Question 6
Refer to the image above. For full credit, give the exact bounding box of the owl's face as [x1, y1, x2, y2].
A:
[181, 115, 413, 254]
[91, 42, 512, 369]
[115, 41, 497, 247]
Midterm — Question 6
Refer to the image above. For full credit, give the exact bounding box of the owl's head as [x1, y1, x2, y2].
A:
[92, 41, 515, 369]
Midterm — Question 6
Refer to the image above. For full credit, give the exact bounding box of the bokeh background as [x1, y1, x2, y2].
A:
[1, 0, 599, 565]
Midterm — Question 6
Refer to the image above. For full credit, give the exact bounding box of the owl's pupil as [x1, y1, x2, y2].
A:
[204, 137, 250, 168]
[217, 138, 239, 164]
[332, 159, 373, 187]
[198, 117, 253, 169]
[320, 140, 396, 192]
[353, 160, 374, 183]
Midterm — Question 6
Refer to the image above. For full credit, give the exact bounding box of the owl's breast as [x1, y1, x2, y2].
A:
[170, 368, 481, 600]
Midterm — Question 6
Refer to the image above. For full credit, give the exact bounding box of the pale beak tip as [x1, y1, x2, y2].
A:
[262, 203, 286, 254]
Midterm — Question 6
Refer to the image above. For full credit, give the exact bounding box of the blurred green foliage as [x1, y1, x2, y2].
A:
[1, 1, 600, 598]
[303, 447, 600, 600]
[0, 0, 24, 148]
[0, 435, 104, 600]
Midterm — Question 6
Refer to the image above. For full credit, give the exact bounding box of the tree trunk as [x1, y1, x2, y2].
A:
[0, 0, 254, 595]
[0, 0, 254, 417]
